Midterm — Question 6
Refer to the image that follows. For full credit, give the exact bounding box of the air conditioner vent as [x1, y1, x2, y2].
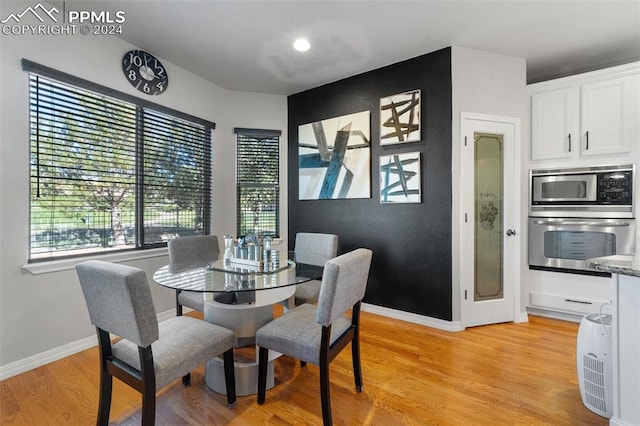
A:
[577, 314, 612, 418]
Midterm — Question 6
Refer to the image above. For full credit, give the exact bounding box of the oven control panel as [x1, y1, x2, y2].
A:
[598, 171, 632, 203]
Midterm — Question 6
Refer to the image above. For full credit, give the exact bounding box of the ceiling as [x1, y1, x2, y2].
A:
[63, 0, 640, 96]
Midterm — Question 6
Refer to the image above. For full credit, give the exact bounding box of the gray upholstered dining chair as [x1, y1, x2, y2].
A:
[76, 260, 237, 426]
[256, 248, 373, 426]
[168, 234, 220, 315]
[293, 232, 338, 306]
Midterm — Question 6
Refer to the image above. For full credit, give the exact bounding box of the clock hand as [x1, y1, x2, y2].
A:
[139, 53, 156, 81]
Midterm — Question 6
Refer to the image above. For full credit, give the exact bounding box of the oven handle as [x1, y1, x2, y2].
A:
[532, 220, 632, 227]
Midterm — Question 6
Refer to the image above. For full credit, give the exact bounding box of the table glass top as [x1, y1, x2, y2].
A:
[153, 250, 323, 293]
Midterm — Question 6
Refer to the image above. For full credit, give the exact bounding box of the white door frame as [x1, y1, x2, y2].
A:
[459, 112, 523, 328]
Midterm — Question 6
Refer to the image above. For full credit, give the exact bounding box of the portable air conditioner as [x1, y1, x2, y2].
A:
[576, 313, 613, 419]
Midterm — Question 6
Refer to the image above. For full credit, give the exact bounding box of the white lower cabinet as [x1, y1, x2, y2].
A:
[527, 270, 612, 318]
[529, 291, 608, 316]
[612, 274, 640, 425]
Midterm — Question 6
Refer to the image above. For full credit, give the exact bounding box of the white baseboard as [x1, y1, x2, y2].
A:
[526, 306, 583, 323]
[2, 304, 520, 381]
[0, 335, 97, 381]
[608, 416, 629, 426]
[0, 308, 177, 381]
[361, 303, 464, 332]
[515, 311, 530, 323]
[157, 308, 177, 322]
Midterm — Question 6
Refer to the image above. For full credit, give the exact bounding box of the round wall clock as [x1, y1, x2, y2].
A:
[122, 50, 169, 95]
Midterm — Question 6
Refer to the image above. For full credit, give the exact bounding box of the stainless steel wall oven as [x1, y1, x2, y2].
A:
[528, 164, 635, 275]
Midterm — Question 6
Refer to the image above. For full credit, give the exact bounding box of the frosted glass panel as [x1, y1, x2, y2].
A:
[474, 133, 503, 301]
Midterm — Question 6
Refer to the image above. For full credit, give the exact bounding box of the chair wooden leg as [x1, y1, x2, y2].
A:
[351, 337, 363, 392]
[139, 346, 156, 426]
[319, 361, 332, 426]
[352, 302, 364, 391]
[96, 328, 112, 426]
[257, 346, 269, 404]
[140, 389, 155, 426]
[182, 373, 191, 385]
[176, 290, 183, 316]
[223, 349, 237, 408]
[97, 368, 112, 426]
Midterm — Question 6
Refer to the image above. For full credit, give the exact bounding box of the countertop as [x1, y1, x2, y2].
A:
[586, 254, 640, 278]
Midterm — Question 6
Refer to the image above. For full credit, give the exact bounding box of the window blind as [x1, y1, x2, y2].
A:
[141, 109, 211, 245]
[235, 129, 280, 237]
[28, 70, 212, 260]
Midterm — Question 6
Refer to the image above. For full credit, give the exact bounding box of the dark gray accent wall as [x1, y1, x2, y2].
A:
[288, 47, 453, 320]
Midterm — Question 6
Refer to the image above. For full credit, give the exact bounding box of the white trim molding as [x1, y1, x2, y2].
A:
[362, 303, 464, 332]
[0, 336, 97, 381]
[526, 306, 582, 323]
[22, 247, 169, 275]
[0, 309, 176, 381]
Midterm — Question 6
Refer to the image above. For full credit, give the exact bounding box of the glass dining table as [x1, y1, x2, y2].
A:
[152, 250, 323, 396]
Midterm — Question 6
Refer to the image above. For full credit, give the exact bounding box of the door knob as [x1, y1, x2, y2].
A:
[506, 229, 516, 236]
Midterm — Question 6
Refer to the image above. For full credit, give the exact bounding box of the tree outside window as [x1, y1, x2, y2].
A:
[235, 128, 280, 237]
[27, 67, 212, 260]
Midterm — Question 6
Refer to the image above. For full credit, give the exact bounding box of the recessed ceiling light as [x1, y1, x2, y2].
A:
[293, 38, 311, 52]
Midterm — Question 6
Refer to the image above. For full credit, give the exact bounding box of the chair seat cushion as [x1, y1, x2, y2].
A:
[112, 316, 234, 390]
[294, 279, 321, 305]
[255, 304, 351, 365]
[178, 290, 205, 312]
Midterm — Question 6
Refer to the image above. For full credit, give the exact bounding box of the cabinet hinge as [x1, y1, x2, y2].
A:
[464, 136, 467, 146]
[465, 290, 468, 300]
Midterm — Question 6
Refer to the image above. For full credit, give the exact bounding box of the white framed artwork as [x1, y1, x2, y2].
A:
[379, 151, 421, 204]
[298, 111, 371, 200]
[380, 89, 421, 145]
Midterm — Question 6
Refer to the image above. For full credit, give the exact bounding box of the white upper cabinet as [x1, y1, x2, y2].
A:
[529, 64, 639, 162]
[580, 75, 638, 156]
[531, 87, 579, 160]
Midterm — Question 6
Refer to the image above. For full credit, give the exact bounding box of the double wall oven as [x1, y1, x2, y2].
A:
[528, 164, 635, 275]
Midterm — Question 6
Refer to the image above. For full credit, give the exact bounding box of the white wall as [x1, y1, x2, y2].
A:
[0, 32, 286, 375]
[450, 46, 528, 323]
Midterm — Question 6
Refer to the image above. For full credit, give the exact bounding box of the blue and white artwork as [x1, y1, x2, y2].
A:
[379, 152, 421, 204]
[380, 89, 421, 145]
[298, 111, 371, 200]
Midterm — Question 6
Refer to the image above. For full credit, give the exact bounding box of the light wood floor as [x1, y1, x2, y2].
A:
[1, 312, 607, 425]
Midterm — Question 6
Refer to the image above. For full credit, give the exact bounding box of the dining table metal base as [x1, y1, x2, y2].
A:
[206, 352, 275, 396]
[202, 286, 295, 396]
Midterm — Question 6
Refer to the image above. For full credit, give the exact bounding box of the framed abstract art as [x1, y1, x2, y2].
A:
[379, 151, 421, 204]
[380, 89, 421, 145]
[298, 111, 371, 200]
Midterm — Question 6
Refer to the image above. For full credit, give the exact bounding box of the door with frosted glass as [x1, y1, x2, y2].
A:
[461, 114, 519, 327]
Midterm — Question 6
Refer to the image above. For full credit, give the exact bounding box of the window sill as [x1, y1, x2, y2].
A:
[22, 248, 168, 275]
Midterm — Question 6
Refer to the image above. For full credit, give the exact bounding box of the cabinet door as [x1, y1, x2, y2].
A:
[531, 87, 579, 161]
[581, 74, 638, 156]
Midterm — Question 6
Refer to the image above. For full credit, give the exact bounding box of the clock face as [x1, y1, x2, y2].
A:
[122, 50, 169, 95]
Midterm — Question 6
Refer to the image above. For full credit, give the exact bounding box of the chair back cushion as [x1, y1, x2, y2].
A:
[168, 235, 220, 273]
[316, 248, 372, 326]
[76, 260, 159, 347]
[294, 233, 338, 266]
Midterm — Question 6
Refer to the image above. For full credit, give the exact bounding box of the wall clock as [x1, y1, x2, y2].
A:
[122, 50, 169, 95]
